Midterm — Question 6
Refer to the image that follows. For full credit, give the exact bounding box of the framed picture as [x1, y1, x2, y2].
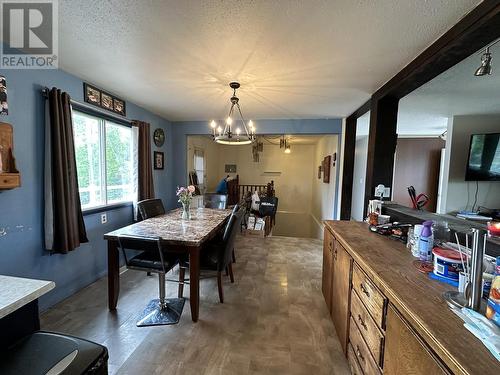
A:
[101, 92, 113, 111]
[323, 155, 331, 183]
[154, 151, 164, 170]
[0, 75, 8, 115]
[225, 164, 237, 173]
[113, 97, 126, 116]
[83, 83, 127, 116]
[84, 83, 101, 106]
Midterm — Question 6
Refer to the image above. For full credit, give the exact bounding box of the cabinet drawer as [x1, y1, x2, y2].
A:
[349, 317, 381, 375]
[0, 173, 20, 189]
[347, 343, 364, 375]
[351, 289, 384, 366]
[352, 263, 387, 329]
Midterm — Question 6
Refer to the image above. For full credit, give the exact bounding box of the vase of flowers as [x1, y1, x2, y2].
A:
[177, 185, 196, 220]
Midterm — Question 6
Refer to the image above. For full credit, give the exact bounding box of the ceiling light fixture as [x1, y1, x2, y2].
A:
[209, 82, 256, 145]
[474, 39, 499, 76]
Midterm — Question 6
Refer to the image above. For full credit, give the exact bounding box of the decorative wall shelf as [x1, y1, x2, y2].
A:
[0, 122, 20, 190]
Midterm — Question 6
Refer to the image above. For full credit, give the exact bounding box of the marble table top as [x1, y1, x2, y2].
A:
[104, 207, 232, 247]
[0, 275, 55, 319]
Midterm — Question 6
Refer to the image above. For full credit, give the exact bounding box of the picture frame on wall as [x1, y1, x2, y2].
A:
[323, 155, 331, 183]
[0, 75, 8, 115]
[113, 97, 126, 116]
[154, 151, 164, 170]
[101, 92, 113, 111]
[84, 83, 101, 107]
[83, 83, 127, 116]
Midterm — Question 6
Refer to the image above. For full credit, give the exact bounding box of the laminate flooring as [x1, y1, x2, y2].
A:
[41, 235, 350, 375]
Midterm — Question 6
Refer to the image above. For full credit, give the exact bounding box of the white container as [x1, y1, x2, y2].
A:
[411, 224, 423, 258]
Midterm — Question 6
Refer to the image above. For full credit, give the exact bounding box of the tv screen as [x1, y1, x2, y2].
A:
[465, 133, 500, 181]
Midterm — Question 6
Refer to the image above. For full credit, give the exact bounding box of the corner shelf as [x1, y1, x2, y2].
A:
[0, 122, 20, 190]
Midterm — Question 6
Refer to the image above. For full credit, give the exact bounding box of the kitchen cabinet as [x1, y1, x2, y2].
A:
[384, 304, 449, 375]
[330, 242, 352, 354]
[322, 229, 334, 311]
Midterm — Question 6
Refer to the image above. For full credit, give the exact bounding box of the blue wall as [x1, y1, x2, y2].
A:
[0, 69, 174, 310]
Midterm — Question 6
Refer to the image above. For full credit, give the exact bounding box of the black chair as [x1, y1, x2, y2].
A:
[179, 206, 244, 303]
[137, 198, 165, 220]
[203, 193, 228, 209]
[117, 235, 185, 326]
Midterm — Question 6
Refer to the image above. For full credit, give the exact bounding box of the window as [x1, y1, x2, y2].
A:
[194, 148, 205, 188]
[73, 111, 136, 210]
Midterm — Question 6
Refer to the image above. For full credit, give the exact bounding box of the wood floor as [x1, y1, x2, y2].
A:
[41, 235, 350, 375]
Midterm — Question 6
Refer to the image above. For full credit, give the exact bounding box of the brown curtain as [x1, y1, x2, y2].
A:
[45, 88, 88, 253]
[132, 120, 155, 200]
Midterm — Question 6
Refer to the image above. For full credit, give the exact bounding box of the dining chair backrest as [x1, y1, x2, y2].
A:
[217, 207, 244, 271]
[138, 199, 165, 220]
[117, 235, 166, 273]
[258, 196, 278, 217]
[203, 193, 228, 209]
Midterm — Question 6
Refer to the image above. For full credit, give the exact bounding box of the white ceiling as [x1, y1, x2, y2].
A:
[58, 0, 481, 121]
[397, 44, 500, 135]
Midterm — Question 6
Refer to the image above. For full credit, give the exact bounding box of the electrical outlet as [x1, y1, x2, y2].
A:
[101, 213, 107, 224]
[383, 187, 391, 198]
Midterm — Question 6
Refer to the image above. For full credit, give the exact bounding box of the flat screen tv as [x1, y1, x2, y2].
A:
[465, 133, 500, 181]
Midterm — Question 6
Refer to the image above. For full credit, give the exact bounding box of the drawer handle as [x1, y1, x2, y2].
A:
[357, 314, 367, 330]
[355, 345, 365, 363]
[360, 283, 370, 298]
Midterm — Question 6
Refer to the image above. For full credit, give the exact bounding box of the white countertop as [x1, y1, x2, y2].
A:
[0, 275, 55, 319]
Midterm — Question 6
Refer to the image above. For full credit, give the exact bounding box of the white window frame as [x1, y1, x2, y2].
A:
[72, 110, 136, 212]
[193, 147, 205, 191]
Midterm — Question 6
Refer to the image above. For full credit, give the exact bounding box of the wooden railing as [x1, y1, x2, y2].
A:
[227, 175, 275, 206]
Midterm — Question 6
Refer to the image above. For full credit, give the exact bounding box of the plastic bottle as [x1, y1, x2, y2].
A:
[419, 220, 434, 262]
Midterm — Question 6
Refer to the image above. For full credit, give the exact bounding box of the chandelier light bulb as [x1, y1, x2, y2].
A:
[217, 126, 222, 135]
[284, 147, 291, 154]
[236, 127, 241, 135]
[226, 117, 233, 125]
[210, 120, 217, 128]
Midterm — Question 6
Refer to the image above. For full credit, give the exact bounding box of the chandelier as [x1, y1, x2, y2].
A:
[209, 82, 256, 145]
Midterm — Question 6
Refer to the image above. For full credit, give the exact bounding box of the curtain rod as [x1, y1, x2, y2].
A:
[41, 87, 133, 125]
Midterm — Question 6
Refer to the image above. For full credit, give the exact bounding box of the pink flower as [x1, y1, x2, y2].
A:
[187, 185, 196, 193]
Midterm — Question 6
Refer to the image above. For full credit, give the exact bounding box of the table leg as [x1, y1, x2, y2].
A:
[107, 240, 120, 310]
[189, 246, 200, 322]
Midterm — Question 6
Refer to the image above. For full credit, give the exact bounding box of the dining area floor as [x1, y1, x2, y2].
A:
[40, 235, 350, 375]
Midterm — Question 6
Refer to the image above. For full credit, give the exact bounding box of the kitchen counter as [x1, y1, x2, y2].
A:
[324, 220, 499, 375]
[0, 275, 55, 319]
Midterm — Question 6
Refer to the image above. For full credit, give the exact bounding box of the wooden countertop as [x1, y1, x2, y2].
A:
[0, 275, 55, 319]
[324, 220, 500, 375]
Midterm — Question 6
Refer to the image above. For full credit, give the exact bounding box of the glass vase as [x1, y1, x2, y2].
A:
[181, 202, 191, 220]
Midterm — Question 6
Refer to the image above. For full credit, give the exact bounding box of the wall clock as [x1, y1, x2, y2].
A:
[153, 128, 165, 147]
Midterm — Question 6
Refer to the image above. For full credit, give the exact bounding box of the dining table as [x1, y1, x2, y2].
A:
[103, 207, 232, 322]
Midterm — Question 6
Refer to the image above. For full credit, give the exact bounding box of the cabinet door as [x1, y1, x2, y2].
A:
[322, 229, 334, 311]
[330, 243, 353, 355]
[384, 304, 450, 375]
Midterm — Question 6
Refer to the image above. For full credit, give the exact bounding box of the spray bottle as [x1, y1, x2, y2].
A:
[419, 220, 434, 262]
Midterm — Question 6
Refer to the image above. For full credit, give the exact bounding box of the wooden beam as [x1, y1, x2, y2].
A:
[364, 97, 399, 213]
[340, 115, 357, 220]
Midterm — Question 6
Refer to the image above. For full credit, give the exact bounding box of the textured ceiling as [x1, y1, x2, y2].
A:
[397, 43, 500, 135]
[58, 0, 480, 121]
